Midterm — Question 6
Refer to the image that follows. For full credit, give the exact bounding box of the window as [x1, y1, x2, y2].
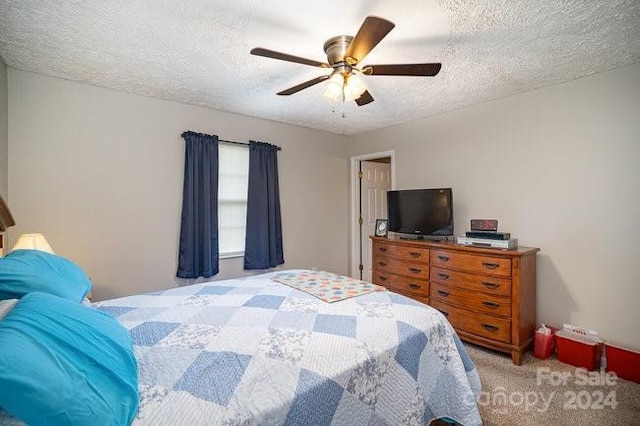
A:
[218, 143, 249, 257]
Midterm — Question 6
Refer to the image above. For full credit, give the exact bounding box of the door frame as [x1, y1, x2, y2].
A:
[349, 150, 396, 278]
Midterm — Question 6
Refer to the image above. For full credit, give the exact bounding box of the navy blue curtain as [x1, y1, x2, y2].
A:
[177, 131, 219, 278]
[244, 141, 284, 269]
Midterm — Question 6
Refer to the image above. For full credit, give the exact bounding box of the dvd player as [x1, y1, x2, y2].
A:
[465, 231, 511, 240]
[457, 236, 518, 249]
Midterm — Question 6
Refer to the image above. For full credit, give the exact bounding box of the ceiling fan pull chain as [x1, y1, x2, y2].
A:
[331, 105, 347, 119]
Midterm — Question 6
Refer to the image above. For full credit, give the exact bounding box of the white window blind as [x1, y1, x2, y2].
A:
[218, 143, 249, 257]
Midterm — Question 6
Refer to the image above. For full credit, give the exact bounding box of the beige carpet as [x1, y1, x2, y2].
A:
[464, 343, 640, 425]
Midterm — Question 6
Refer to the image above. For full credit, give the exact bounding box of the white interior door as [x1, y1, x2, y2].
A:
[360, 160, 391, 282]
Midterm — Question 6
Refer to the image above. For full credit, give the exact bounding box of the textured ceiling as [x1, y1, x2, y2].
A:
[1, 1, 639, 135]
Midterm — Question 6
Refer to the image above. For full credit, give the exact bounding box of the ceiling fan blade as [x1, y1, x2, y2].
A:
[345, 16, 395, 65]
[355, 90, 374, 106]
[251, 48, 330, 68]
[277, 75, 330, 96]
[363, 63, 442, 76]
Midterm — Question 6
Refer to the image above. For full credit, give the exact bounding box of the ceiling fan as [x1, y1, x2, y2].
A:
[250, 16, 441, 106]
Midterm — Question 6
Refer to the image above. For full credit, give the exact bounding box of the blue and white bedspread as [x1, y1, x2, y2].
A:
[94, 270, 482, 425]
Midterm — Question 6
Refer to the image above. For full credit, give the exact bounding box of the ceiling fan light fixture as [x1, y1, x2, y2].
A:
[323, 72, 367, 102]
[343, 73, 367, 101]
[323, 73, 345, 101]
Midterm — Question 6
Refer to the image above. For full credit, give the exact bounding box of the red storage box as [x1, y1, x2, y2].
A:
[605, 343, 640, 383]
[555, 329, 602, 371]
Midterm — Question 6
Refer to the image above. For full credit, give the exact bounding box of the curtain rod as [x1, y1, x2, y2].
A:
[181, 132, 281, 151]
[219, 139, 281, 151]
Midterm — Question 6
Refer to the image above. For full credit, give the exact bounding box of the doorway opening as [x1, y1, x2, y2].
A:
[350, 150, 395, 281]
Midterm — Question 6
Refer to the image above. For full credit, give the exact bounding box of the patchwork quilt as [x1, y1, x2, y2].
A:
[91, 270, 482, 425]
[272, 270, 385, 302]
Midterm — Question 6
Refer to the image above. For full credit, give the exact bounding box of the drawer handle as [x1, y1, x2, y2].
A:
[482, 262, 500, 270]
[438, 310, 449, 317]
[408, 267, 421, 274]
[409, 251, 421, 258]
[437, 289, 450, 297]
[482, 281, 500, 289]
[408, 283, 422, 290]
[379, 247, 388, 252]
[437, 255, 449, 262]
[378, 261, 387, 267]
[481, 323, 499, 332]
[377, 275, 388, 282]
[437, 272, 449, 280]
[482, 300, 500, 309]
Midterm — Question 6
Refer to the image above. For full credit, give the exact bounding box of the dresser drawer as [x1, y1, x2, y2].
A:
[373, 242, 430, 264]
[372, 271, 429, 297]
[430, 282, 511, 317]
[373, 256, 429, 279]
[412, 294, 429, 306]
[431, 300, 511, 343]
[430, 266, 512, 296]
[398, 292, 429, 306]
[431, 250, 512, 277]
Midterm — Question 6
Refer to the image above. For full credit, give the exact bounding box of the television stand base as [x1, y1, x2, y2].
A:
[396, 234, 450, 242]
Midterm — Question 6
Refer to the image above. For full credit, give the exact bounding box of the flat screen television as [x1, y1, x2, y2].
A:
[387, 188, 453, 238]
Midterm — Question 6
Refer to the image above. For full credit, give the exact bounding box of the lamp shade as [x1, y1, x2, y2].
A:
[0, 194, 15, 232]
[12, 233, 55, 254]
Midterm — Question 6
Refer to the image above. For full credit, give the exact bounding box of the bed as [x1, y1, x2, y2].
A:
[0, 261, 482, 425]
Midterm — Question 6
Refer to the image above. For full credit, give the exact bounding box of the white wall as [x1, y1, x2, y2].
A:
[348, 63, 640, 348]
[0, 56, 7, 199]
[8, 70, 350, 300]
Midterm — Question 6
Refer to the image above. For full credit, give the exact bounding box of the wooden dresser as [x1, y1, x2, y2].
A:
[371, 236, 539, 365]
